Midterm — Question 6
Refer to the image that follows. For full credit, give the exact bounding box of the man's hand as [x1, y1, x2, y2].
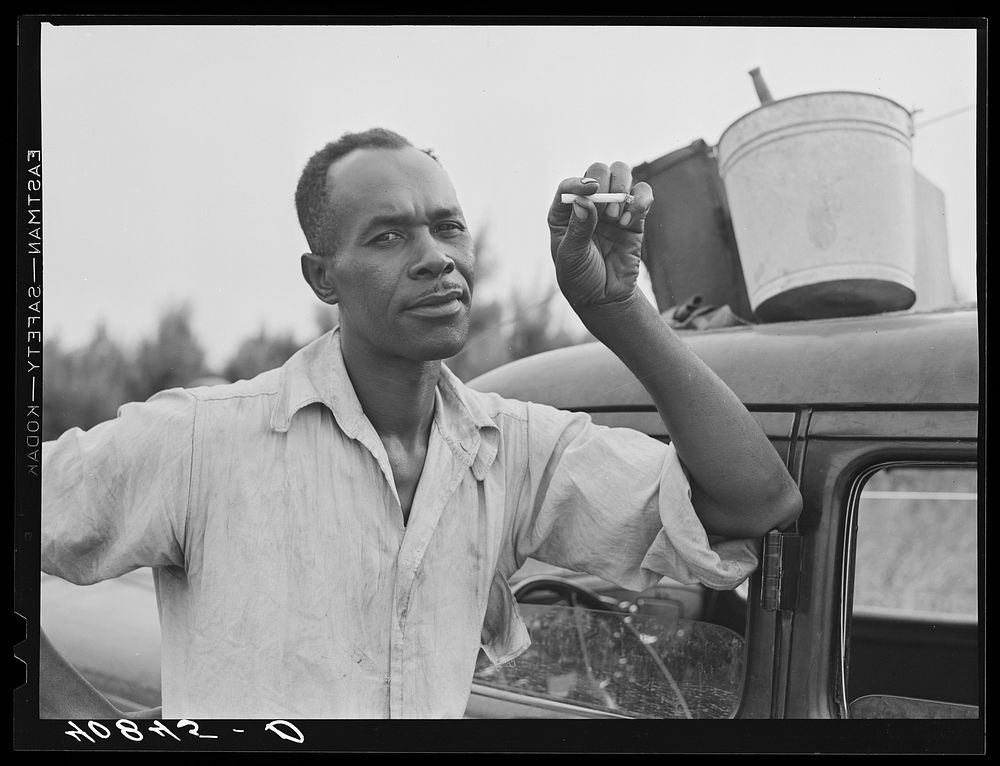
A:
[547, 162, 653, 310]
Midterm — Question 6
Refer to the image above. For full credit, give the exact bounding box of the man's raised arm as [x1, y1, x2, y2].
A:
[548, 163, 802, 539]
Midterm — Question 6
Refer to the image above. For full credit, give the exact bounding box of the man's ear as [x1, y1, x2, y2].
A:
[301, 252, 339, 305]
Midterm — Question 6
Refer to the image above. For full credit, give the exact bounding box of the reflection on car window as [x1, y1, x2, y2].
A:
[854, 465, 978, 616]
[474, 604, 745, 719]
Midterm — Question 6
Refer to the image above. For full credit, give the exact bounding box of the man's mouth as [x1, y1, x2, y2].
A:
[406, 288, 467, 317]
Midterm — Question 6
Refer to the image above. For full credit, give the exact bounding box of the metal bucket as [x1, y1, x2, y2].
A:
[717, 91, 917, 322]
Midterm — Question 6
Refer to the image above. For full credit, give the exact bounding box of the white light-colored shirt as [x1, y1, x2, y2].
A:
[41, 328, 759, 719]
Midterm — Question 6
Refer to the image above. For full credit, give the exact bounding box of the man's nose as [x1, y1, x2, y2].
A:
[408, 234, 456, 279]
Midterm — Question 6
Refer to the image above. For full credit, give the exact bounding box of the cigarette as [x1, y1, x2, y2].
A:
[561, 193, 630, 204]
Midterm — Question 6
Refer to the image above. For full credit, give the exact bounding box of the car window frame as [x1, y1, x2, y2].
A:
[839, 457, 980, 718]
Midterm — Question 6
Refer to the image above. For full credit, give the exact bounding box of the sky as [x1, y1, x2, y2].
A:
[38, 22, 981, 369]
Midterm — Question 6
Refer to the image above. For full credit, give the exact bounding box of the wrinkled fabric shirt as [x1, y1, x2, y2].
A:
[42, 328, 759, 719]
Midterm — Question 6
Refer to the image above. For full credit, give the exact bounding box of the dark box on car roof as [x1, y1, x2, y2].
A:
[633, 139, 754, 322]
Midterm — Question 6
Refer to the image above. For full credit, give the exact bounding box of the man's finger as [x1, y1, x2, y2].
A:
[585, 162, 610, 192]
[556, 197, 599, 269]
[548, 176, 600, 230]
[620, 181, 654, 231]
[605, 161, 632, 219]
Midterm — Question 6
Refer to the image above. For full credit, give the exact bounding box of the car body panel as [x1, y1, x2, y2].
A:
[40, 569, 162, 711]
[789, 438, 978, 719]
[468, 307, 979, 410]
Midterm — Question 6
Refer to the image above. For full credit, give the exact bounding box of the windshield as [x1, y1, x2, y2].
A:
[473, 603, 745, 718]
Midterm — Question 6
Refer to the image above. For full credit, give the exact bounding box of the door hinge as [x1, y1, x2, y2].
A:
[761, 529, 802, 612]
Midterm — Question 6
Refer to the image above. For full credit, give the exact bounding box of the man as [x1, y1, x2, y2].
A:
[40, 128, 801, 719]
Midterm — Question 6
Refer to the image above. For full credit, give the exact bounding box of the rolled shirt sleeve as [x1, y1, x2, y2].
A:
[511, 402, 760, 592]
[41, 388, 194, 585]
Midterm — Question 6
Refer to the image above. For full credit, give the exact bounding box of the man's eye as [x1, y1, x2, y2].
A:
[436, 222, 467, 237]
[371, 231, 404, 244]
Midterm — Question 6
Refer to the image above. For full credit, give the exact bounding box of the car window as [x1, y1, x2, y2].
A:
[853, 464, 978, 617]
[847, 463, 979, 718]
[473, 604, 745, 718]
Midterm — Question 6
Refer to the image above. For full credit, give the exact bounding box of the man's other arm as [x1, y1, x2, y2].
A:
[40, 389, 195, 718]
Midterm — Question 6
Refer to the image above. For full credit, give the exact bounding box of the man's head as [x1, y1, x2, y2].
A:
[297, 129, 475, 363]
[296, 128, 434, 255]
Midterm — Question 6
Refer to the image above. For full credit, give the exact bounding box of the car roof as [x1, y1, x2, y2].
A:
[468, 306, 980, 409]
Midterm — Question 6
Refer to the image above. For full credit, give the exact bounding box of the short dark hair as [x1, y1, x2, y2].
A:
[295, 128, 437, 254]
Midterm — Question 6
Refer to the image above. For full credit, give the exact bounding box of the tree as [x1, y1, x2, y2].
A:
[41, 324, 131, 440]
[127, 303, 207, 402]
[446, 223, 587, 381]
[222, 327, 302, 383]
[506, 283, 581, 362]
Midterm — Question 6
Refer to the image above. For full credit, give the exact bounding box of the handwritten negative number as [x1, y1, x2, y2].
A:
[64, 718, 304, 745]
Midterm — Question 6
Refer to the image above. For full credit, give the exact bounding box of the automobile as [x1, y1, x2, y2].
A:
[463, 303, 981, 720]
[39, 302, 981, 722]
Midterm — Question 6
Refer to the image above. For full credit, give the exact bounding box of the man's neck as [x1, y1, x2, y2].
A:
[339, 331, 440, 443]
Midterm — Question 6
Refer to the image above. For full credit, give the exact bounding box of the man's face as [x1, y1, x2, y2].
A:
[314, 146, 476, 363]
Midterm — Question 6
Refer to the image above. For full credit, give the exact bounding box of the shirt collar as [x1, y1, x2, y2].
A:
[270, 328, 500, 480]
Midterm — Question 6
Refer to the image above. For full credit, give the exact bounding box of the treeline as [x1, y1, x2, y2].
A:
[41, 235, 586, 441]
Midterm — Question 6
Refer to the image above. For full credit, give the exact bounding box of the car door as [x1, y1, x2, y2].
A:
[783, 408, 980, 719]
[465, 407, 798, 719]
